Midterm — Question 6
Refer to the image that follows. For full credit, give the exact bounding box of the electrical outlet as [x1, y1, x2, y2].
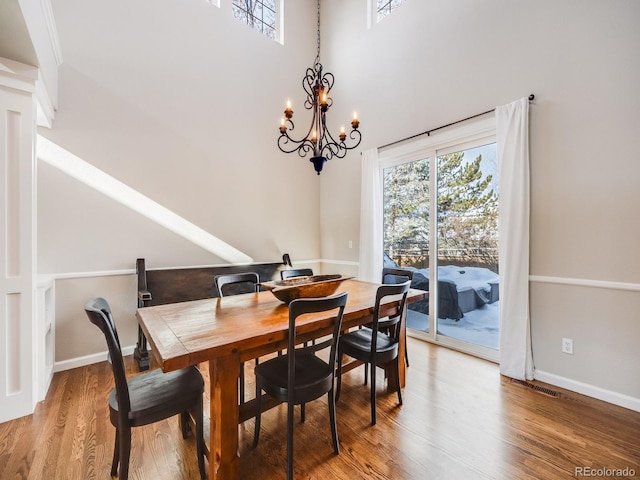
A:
[562, 338, 573, 354]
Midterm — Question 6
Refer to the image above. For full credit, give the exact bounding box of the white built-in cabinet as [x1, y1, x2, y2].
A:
[0, 57, 38, 423]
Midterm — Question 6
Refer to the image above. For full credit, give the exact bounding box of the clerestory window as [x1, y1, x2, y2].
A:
[232, 0, 281, 42]
[375, 0, 408, 23]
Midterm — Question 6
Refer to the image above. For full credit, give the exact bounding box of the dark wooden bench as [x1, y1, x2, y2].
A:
[134, 255, 291, 370]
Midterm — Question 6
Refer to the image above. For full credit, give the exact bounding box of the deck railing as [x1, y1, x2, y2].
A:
[389, 247, 499, 273]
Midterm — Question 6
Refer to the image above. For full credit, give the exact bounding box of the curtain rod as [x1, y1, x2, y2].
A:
[379, 94, 535, 150]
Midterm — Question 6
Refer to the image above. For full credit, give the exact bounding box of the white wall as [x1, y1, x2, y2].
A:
[40, 0, 321, 362]
[320, 0, 640, 406]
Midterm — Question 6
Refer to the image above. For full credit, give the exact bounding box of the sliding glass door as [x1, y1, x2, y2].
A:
[383, 158, 431, 332]
[435, 144, 499, 352]
[382, 129, 500, 361]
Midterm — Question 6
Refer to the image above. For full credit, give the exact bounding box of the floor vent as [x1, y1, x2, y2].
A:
[511, 379, 561, 398]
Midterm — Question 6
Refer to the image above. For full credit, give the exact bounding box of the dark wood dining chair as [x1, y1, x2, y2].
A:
[336, 281, 410, 425]
[280, 268, 314, 280]
[253, 292, 348, 480]
[214, 272, 260, 403]
[382, 267, 414, 367]
[84, 297, 206, 480]
[215, 271, 260, 296]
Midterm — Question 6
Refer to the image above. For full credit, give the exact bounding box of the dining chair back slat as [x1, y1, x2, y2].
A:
[281, 268, 314, 280]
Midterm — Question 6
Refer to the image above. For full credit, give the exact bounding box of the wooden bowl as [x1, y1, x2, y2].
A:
[260, 274, 352, 304]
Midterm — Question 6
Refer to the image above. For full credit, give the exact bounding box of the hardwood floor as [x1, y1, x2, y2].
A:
[1, 339, 638, 479]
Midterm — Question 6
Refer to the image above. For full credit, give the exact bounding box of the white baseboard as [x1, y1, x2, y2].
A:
[53, 345, 137, 373]
[535, 370, 640, 413]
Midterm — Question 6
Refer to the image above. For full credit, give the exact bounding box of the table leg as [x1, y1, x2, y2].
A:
[133, 325, 150, 371]
[209, 354, 240, 480]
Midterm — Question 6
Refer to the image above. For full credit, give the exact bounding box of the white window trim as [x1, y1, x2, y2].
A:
[379, 115, 496, 166]
[275, 0, 284, 45]
[367, 0, 376, 29]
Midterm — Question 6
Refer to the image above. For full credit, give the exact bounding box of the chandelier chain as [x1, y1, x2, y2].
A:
[315, 0, 321, 65]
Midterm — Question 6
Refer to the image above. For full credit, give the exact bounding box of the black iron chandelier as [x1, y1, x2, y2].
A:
[277, 0, 362, 175]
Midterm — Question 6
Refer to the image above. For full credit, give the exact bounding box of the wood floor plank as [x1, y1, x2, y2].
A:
[0, 339, 638, 479]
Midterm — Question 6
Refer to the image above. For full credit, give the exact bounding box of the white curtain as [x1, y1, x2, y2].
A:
[358, 148, 383, 283]
[496, 97, 535, 380]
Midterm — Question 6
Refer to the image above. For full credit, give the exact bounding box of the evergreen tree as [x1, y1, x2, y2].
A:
[383, 159, 429, 260]
[437, 152, 498, 264]
[383, 151, 498, 270]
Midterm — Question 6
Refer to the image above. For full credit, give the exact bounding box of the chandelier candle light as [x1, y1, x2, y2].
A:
[277, 0, 362, 175]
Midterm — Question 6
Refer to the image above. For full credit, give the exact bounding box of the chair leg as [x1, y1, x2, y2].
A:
[180, 411, 190, 439]
[286, 401, 294, 480]
[253, 379, 262, 449]
[364, 361, 369, 385]
[118, 424, 131, 480]
[300, 403, 306, 423]
[404, 328, 410, 367]
[370, 364, 377, 426]
[335, 353, 343, 401]
[195, 397, 206, 480]
[111, 428, 120, 477]
[328, 388, 340, 455]
[239, 362, 245, 404]
[395, 358, 403, 406]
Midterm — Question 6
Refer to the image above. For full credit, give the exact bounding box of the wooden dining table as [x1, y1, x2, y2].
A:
[136, 278, 427, 480]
